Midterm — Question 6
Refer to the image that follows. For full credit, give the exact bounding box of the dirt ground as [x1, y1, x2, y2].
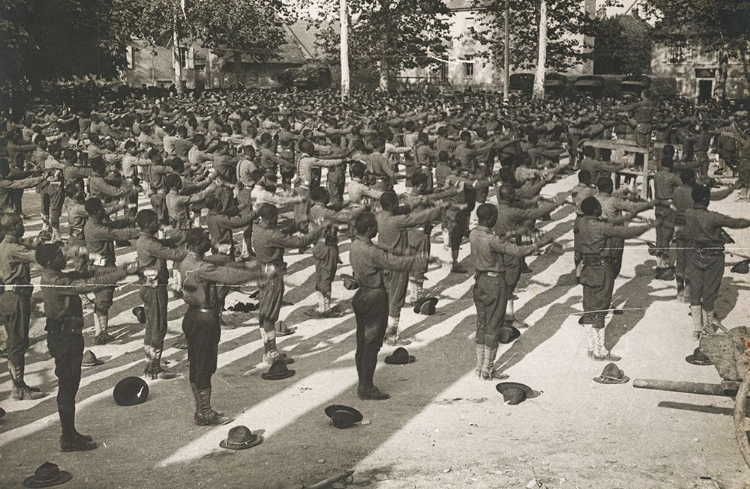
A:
[1, 170, 750, 489]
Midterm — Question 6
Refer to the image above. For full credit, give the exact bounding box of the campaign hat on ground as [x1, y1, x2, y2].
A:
[132, 307, 146, 325]
[113, 377, 149, 406]
[324, 404, 363, 429]
[340, 274, 359, 290]
[413, 297, 438, 315]
[686, 347, 713, 366]
[496, 382, 540, 405]
[228, 301, 258, 313]
[498, 325, 521, 344]
[23, 462, 72, 488]
[384, 347, 416, 365]
[219, 426, 264, 450]
[81, 350, 104, 367]
[261, 359, 296, 381]
[593, 363, 630, 384]
[0, 406, 5, 419]
[731, 259, 750, 274]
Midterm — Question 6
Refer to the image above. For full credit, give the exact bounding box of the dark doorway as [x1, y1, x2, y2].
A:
[698, 79, 713, 102]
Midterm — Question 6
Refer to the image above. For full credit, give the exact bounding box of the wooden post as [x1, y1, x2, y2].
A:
[532, 0, 547, 100]
[503, 0, 510, 102]
[642, 147, 650, 200]
[172, 12, 183, 94]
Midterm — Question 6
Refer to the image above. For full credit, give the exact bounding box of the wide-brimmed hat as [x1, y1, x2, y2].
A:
[686, 347, 713, 366]
[219, 426, 264, 450]
[113, 377, 149, 406]
[324, 404, 363, 429]
[384, 347, 416, 365]
[496, 382, 540, 405]
[23, 462, 72, 488]
[0, 406, 5, 419]
[593, 363, 630, 384]
[132, 307, 146, 325]
[340, 274, 359, 291]
[413, 297, 438, 315]
[731, 259, 750, 274]
[81, 350, 104, 367]
[498, 325, 521, 344]
[261, 359, 296, 381]
[228, 301, 258, 313]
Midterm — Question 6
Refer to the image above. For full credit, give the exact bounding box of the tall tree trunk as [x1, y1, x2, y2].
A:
[340, 0, 350, 100]
[503, 0, 510, 102]
[532, 0, 547, 100]
[173, 12, 183, 94]
[233, 51, 243, 87]
[716, 42, 729, 101]
[379, 57, 390, 92]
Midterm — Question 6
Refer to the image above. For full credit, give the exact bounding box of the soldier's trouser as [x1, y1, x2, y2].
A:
[259, 273, 284, 328]
[353, 286, 388, 389]
[93, 286, 115, 315]
[408, 228, 430, 283]
[47, 332, 84, 435]
[473, 272, 508, 349]
[140, 286, 169, 349]
[655, 205, 676, 259]
[686, 250, 723, 311]
[581, 260, 615, 329]
[327, 169, 345, 205]
[384, 269, 409, 317]
[1, 291, 32, 367]
[293, 187, 311, 231]
[43, 184, 65, 228]
[313, 242, 338, 295]
[503, 255, 522, 294]
[183, 307, 220, 389]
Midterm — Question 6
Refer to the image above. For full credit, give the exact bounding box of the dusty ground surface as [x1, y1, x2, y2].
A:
[1, 169, 750, 489]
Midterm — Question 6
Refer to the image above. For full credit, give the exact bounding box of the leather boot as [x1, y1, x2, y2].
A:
[704, 309, 716, 334]
[143, 346, 154, 377]
[150, 349, 176, 380]
[51, 226, 63, 244]
[675, 276, 685, 302]
[691, 305, 703, 340]
[475, 344, 485, 378]
[681, 283, 692, 304]
[195, 388, 232, 426]
[481, 345, 509, 380]
[592, 328, 621, 361]
[9, 357, 46, 400]
[442, 228, 450, 251]
[60, 432, 97, 452]
[357, 350, 390, 400]
[94, 314, 114, 345]
[261, 330, 294, 365]
[191, 383, 201, 423]
[384, 316, 411, 346]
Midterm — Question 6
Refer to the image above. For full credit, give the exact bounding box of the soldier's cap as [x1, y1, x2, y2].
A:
[113, 377, 149, 406]
[324, 404, 363, 429]
[731, 259, 749, 274]
[593, 363, 630, 384]
[384, 347, 416, 365]
[686, 347, 713, 366]
[496, 382, 540, 405]
[219, 426, 264, 450]
[413, 296, 438, 315]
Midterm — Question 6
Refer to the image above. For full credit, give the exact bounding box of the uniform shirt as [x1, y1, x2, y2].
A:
[90, 174, 127, 201]
[364, 153, 394, 179]
[0, 235, 35, 295]
[349, 236, 417, 288]
[375, 207, 440, 255]
[84, 217, 139, 266]
[63, 165, 92, 186]
[470, 226, 536, 273]
[166, 188, 209, 226]
[653, 169, 681, 202]
[40, 267, 127, 320]
[347, 178, 382, 206]
[188, 146, 214, 167]
[572, 183, 597, 216]
[163, 135, 178, 155]
[297, 153, 342, 186]
[205, 208, 258, 253]
[136, 232, 187, 284]
[578, 216, 650, 256]
[252, 223, 320, 265]
[685, 204, 750, 249]
[0, 175, 45, 211]
[121, 155, 150, 179]
[67, 200, 88, 239]
[579, 158, 621, 183]
[597, 193, 650, 221]
[259, 148, 292, 173]
[178, 253, 260, 310]
[495, 200, 556, 233]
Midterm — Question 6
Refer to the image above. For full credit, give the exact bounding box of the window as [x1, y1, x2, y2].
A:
[667, 41, 687, 64]
[464, 55, 474, 77]
[196, 64, 206, 73]
[179, 47, 190, 69]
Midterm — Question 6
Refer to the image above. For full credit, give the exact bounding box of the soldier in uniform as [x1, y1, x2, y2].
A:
[36, 243, 139, 451]
[572, 170, 597, 281]
[652, 151, 682, 277]
[309, 187, 363, 316]
[470, 204, 552, 380]
[83, 198, 140, 345]
[376, 191, 443, 346]
[252, 203, 325, 364]
[0, 214, 46, 400]
[177, 228, 266, 425]
[350, 211, 426, 400]
[495, 185, 564, 329]
[135, 209, 188, 378]
[578, 197, 653, 360]
[0, 159, 46, 214]
[684, 185, 750, 339]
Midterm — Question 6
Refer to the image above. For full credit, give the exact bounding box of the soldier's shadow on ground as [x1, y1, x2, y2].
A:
[715, 275, 750, 323]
